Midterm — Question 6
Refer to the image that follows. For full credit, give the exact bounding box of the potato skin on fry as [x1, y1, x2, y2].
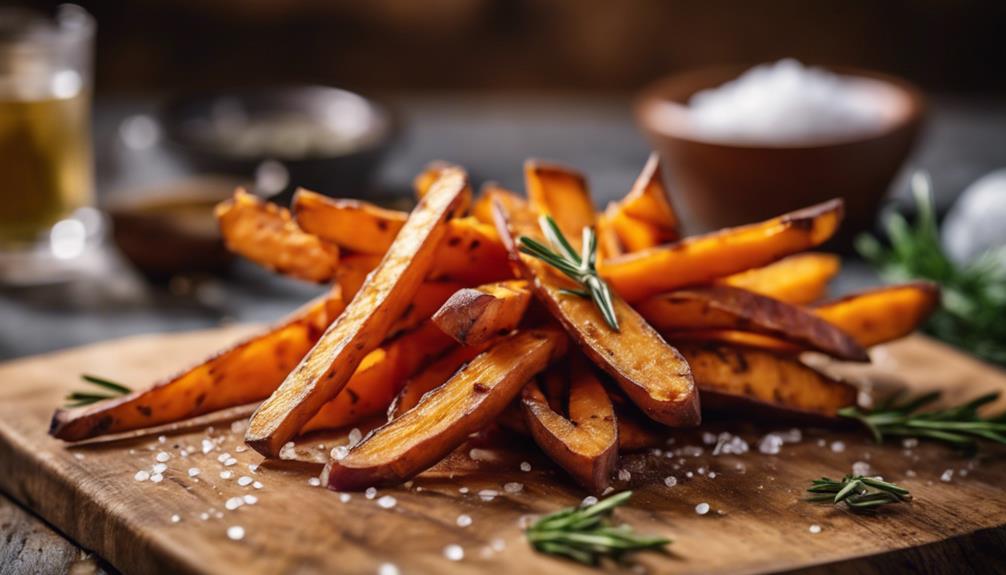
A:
[388, 342, 492, 419]
[679, 343, 857, 418]
[245, 169, 471, 458]
[326, 328, 568, 490]
[432, 280, 532, 346]
[50, 286, 345, 442]
[813, 282, 939, 347]
[599, 199, 844, 302]
[494, 199, 700, 428]
[216, 189, 340, 283]
[637, 284, 869, 361]
[521, 359, 618, 494]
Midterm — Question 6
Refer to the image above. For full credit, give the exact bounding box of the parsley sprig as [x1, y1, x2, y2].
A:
[525, 491, 669, 565]
[519, 215, 620, 331]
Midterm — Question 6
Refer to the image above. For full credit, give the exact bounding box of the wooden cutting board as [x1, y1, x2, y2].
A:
[1, 328, 1004, 575]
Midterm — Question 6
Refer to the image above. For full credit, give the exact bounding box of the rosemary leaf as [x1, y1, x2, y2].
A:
[64, 374, 132, 407]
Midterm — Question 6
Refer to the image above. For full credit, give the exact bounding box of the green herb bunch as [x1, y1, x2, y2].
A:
[808, 475, 911, 510]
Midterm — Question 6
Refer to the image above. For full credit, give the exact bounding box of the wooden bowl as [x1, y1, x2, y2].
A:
[636, 66, 925, 242]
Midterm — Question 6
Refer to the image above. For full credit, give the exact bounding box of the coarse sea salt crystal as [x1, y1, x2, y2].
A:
[617, 469, 631, 482]
[664, 476, 677, 487]
[758, 433, 783, 455]
[377, 495, 397, 509]
[809, 524, 822, 534]
[158, 435, 167, 444]
[243, 495, 257, 505]
[504, 482, 523, 494]
[339, 493, 351, 503]
[156, 451, 170, 462]
[348, 428, 363, 447]
[456, 514, 472, 527]
[188, 467, 201, 478]
[252, 481, 263, 490]
[152, 463, 168, 474]
[150, 473, 164, 483]
[581, 496, 599, 507]
[852, 461, 872, 476]
[378, 563, 400, 575]
[365, 487, 378, 500]
[225, 497, 244, 510]
[220, 471, 233, 480]
[238, 476, 253, 487]
[941, 469, 954, 482]
[519, 461, 532, 472]
[224, 458, 238, 467]
[330, 446, 349, 461]
[170, 514, 181, 523]
[468, 448, 497, 462]
[458, 487, 469, 494]
[478, 489, 499, 502]
[695, 502, 710, 515]
[830, 441, 846, 453]
[278, 442, 297, 460]
[490, 538, 506, 551]
[308, 477, 321, 487]
[443, 544, 464, 561]
[227, 525, 245, 541]
[217, 453, 231, 463]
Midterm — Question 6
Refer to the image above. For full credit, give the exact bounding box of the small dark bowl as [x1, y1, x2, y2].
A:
[160, 86, 394, 199]
[637, 66, 924, 243]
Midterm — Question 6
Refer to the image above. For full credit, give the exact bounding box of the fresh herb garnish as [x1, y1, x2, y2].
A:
[839, 391, 1006, 447]
[65, 374, 132, 407]
[807, 475, 911, 510]
[519, 215, 620, 331]
[857, 172, 1006, 366]
[525, 491, 669, 565]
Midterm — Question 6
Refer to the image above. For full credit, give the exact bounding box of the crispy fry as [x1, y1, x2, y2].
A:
[595, 211, 624, 259]
[50, 286, 345, 441]
[719, 252, 840, 304]
[325, 328, 568, 489]
[607, 205, 669, 252]
[636, 284, 869, 361]
[494, 199, 700, 427]
[245, 169, 471, 457]
[521, 357, 617, 493]
[599, 199, 844, 302]
[663, 330, 802, 354]
[335, 253, 382, 299]
[524, 160, 595, 237]
[216, 189, 340, 283]
[473, 182, 525, 226]
[613, 153, 680, 241]
[678, 343, 857, 417]
[813, 282, 939, 347]
[293, 189, 406, 255]
[390, 281, 465, 338]
[428, 217, 512, 284]
[300, 321, 456, 433]
[432, 280, 532, 345]
[388, 342, 492, 419]
[413, 161, 460, 199]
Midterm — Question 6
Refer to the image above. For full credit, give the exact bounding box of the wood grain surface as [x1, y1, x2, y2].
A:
[0, 327, 1004, 575]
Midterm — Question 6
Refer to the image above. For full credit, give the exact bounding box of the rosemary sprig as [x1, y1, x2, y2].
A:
[519, 215, 620, 331]
[807, 475, 911, 510]
[857, 171, 1006, 366]
[65, 374, 132, 407]
[525, 491, 669, 565]
[839, 391, 1006, 447]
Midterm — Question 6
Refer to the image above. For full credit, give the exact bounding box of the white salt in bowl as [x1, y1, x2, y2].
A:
[636, 64, 925, 243]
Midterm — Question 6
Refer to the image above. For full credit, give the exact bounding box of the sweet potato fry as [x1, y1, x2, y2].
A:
[387, 342, 492, 418]
[663, 330, 802, 355]
[50, 286, 346, 441]
[216, 189, 340, 283]
[606, 205, 669, 252]
[678, 343, 857, 417]
[521, 358, 618, 493]
[413, 161, 460, 199]
[473, 182, 524, 226]
[595, 211, 624, 259]
[432, 280, 532, 345]
[300, 321, 456, 433]
[599, 199, 844, 302]
[245, 169, 471, 457]
[813, 282, 939, 347]
[524, 160, 595, 237]
[427, 217, 512, 284]
[494, 200, 700, 427]
[336, 253, 383, 299]
[293, 189, 406, 255]
[325, 328, 568, 489]
[719, 252, 840, 304]
[636, 284, 868, 361]
[390, 281, 465, 338]
[612, 153, 680, 241]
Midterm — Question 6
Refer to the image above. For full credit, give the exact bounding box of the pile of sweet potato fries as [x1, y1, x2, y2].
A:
[50, 155, 938, 493]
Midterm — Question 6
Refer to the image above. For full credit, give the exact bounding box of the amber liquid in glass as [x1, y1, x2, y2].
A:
[0, 89, 92, 245]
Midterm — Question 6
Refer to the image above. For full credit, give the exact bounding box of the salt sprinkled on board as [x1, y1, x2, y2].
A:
[278, 442, 297, 460]
[940, 469, 954, 483]
[220, 471, 233, 480]
[378, 563, 400, 575]
[243, 495, 258, 505]
[224, 458, 238, 467]
[339, 493, 352, 503]
[581, 496, 599, 507]
[687, 59, 895, 144]
[852, 461, 872, 476]
[809, 524, 822, 534]
[150, 473, 164, 483]
[830, 441, 846, 453]
[456, 514, 472, 527]
[252, 481, 263, 490]
[365, 487, 378, 500]
[155, 451, 170, 462]
[225, 497, 244, 510]
[376, 495, 397, 509]
[152, 463, 168, 474]
[478, 489, 499, 502]
[519, 461, 532, 472]
[443, 544, 464, 561]
[617, 469, 631, 482]
[188, 467, 201, 478]
[330, 446, 349, 461]
[226, 526, 245, 541]
[308, 477, 321, 487]
[664, 476, 677, 487]
[695, 502, 710, 515]
[503, 482, 524, 494]
[170, 514, 181, 523]
[238, 476, 253, 487]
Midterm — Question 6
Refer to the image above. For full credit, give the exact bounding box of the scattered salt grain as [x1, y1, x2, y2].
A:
[243, 495, 258, 505]
[201, 439, 214, 454]
[695, 502, 710, 515]
[809, 524, 822, 534]
[456, 514, 472, 527]
[504, 482, 523, 494]
[158, 435, 167, 444]
[458, 487, 469, 494]
[225, 497, 244, 510]
[519, 461, 532, 472]
[758, 433, 784, 455]
[686, 472, 693, 478]
[217, 453, 231, 463]
[702, 432, 718, 445]
[330, 446, 349, 461]
[199, 512, 209, 521]
[155, 451, 170, 462]
[308, 477, 322, 487]
[220, 471, 233, 480]
[581, 496, 599, 507]
[339, 493, 351, 503]
[490, 538, 506, 552]
[73, 453, 85, 460]
[469, 448, 497, 462]
[152, 463, 168, 474]
[230, 420, 247, 434]
[906, 469, 917, 478]
[602, 486, 614, 495]
[940, 469, 954, 482]
[830, 441, 846, 453]
[709, 472, 717, 479]
[188, 467, 201, 478]
[617, 469, 632, 482]
[378, 563, 400, 575]
[224, 458, 238, 467]
[226, 526, 245, 541]
[248, 464, 258, 473]
[150, 473, 164, 483]
[664, 476, 677, 487]
[902, 438, 919, 449]
[478, 489, 499, 502]
[365, 487, 378, 500]
[377, 495, 397, 509]
[443, 544, 464, 561]
[348, 428, 363, 447]
[278, 442, 297, 460]
[238, 476, 253, 487]
[170, 514, 181, 523]
[234, 446, 247, 454]
[252, 481, 263, 490]
[852, 461, 872, 476]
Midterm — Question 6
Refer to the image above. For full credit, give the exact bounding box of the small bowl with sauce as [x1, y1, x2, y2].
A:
[637, 60, 924, 242]
[160, 86, 394, 199]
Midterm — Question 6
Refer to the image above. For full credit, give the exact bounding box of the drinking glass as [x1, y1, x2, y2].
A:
[0, 4, 98, 284]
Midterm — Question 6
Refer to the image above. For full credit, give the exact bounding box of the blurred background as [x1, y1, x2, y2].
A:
[2, 0, 1005, 361]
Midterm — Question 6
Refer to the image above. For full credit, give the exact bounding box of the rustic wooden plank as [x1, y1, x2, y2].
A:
[0, 328, 1003, 575]
[0, 493, 113, 575]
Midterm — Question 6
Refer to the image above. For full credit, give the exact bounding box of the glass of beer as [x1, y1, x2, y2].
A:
[0, 4, 96, 284]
